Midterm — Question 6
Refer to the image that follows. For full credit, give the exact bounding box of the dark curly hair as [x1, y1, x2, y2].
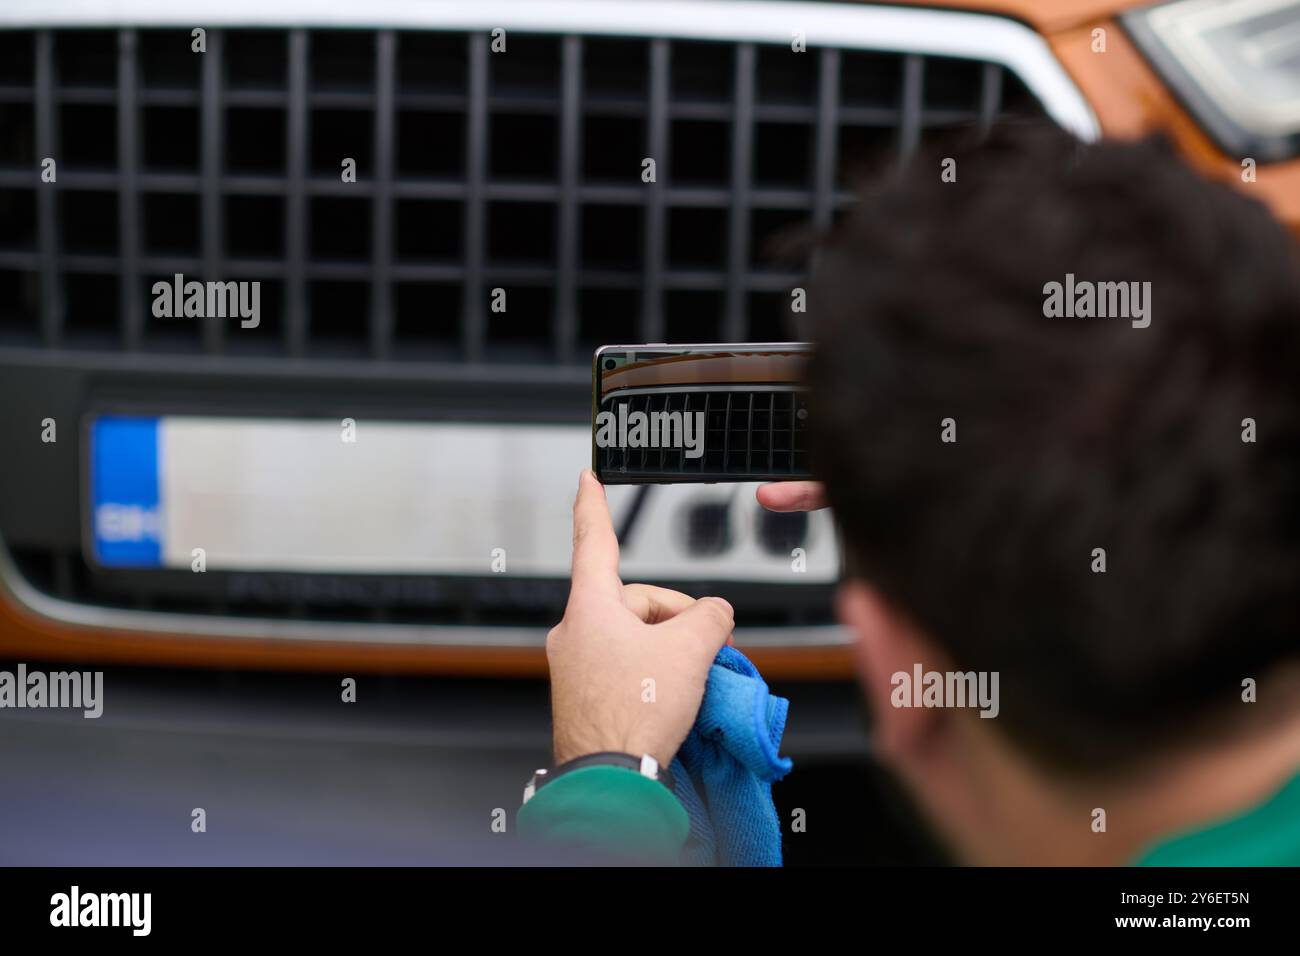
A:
[807, 123, 1300, 770]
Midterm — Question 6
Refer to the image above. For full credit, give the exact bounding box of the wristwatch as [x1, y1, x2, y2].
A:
[522, 752, 674, 804]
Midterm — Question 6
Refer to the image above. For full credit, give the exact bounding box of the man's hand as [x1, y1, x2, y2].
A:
[756, 481, 827, 512]
[546, 470, 735, 768]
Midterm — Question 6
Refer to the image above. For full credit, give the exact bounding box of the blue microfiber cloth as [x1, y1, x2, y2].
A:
[670, 644, 793, 866]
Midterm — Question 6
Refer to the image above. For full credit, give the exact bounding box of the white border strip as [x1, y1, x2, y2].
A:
[0, 0, 1099, 139]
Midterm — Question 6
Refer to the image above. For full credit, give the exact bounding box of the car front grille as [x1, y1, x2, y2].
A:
[0, 27, 1046, 364]
[0, 16, 1056, 642]
[599, 387, 810, 480]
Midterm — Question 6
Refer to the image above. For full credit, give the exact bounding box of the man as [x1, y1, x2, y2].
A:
[521, 126, 1300, 865]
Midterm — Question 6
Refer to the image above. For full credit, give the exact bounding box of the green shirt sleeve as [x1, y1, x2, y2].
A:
[1135, 771, 1300, 867]
[517, 765, 690, 865]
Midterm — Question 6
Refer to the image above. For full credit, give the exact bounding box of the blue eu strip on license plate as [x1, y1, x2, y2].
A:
[89, 416, 165, 568]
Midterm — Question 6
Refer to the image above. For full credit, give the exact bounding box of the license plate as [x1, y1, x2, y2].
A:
[85, 414, 837, 581]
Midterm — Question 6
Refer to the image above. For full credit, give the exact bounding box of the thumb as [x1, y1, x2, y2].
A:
[664, 596, 734, 659]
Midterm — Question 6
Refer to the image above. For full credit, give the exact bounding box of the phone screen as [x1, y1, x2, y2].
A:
[592, 343, 812, 484]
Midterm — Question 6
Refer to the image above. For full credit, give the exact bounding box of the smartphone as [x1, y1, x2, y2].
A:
[592, 343, 812, 484]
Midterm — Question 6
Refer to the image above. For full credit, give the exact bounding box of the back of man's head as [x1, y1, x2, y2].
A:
[807, 124, 1299, 772]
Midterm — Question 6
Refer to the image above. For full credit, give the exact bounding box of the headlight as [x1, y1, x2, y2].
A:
[1124, 0, 1300, 162]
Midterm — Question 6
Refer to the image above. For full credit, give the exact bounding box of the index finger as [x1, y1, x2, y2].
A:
[570, 469, 623, 604]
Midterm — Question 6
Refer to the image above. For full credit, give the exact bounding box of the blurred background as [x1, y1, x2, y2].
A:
[0, 0, 1295, 864]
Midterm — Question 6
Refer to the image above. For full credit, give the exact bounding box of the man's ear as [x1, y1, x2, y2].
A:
[836, 579, 950, 763]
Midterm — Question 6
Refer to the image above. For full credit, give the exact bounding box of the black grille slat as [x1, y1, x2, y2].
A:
[554, 35, 582, 363]
[978, 62, 1002, 135]
[658, 391, 673, 470]
[285, 29, 309, 357]
[0, 28, 1048, 359]
[898, 54, 925, 164]
[462, 31, 488, 361]
[118, 29, 143, 350]
[759, 390, 769, 476]
[369, 30, 397, 360]
[634, 393, 644, 471]
[812, 48, 840, 231]
[34, 30, 60, 347]
[748, 392, 759, 476]
[639, 38, 669, 343]
[723, 43, 755, 342]
[200, 27, 224, 354]
[722, 390, 733, 474]
[789, 391, 797, 472]
[699, 390, 710, 474]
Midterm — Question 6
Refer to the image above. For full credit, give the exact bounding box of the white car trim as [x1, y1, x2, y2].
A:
[0, 0, 1100, 140]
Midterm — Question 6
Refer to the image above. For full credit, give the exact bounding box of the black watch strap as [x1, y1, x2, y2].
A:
[523, 752, 674, 803]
